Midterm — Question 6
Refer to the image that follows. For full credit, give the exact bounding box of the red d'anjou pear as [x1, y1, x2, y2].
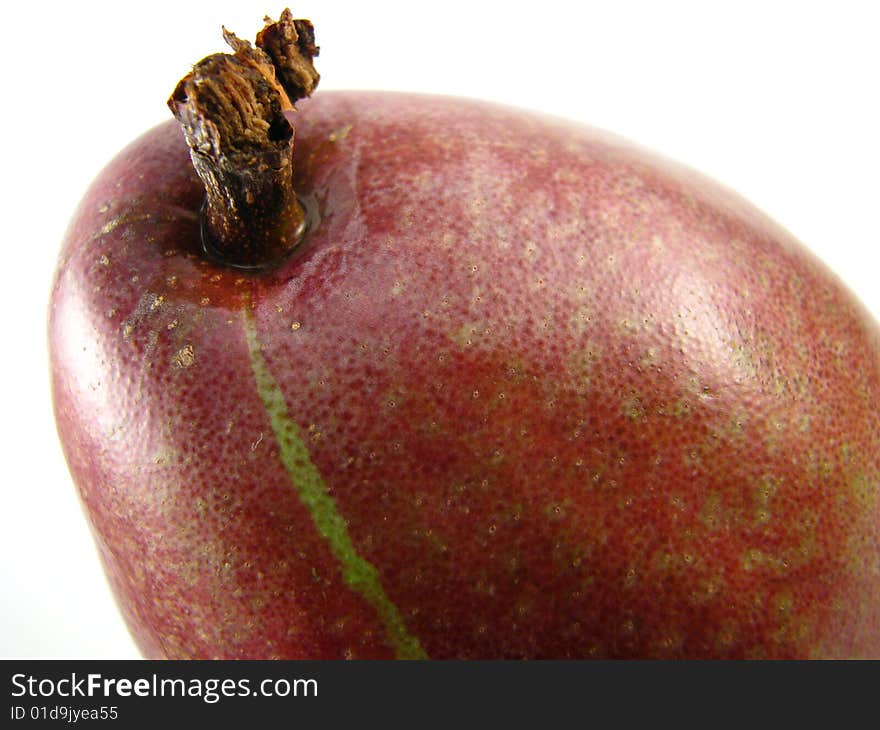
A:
[49, 10, 880, 659]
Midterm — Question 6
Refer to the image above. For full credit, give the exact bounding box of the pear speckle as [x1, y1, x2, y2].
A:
[172, 345, 195, 369]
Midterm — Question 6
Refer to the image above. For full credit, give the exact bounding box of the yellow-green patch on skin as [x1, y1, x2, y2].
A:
[569, 303, 596, 335]
[729, 343, 760, 381]
[622, 393, 647, 422]
[449, 321, 483, 347]
[673, 398, 693, 418]
[618, 313, 656, 337]
[849, 473, 878, 511]
[569, 344, 603, 394]
[741, 548, 788, 573]
[242, 306, 427, 659]
[698, 492, 724, 532]
[640, 346, 659, 369]
[753, 475, 780, 527]
[689, 574, 726, 606]
[774, 589, 794, 615]
[389, 280, 405, 296]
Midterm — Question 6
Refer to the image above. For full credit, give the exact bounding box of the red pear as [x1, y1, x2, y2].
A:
[49, 11, 880, 659]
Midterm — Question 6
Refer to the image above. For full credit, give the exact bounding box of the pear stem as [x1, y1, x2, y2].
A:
[168, 10, 319, 269]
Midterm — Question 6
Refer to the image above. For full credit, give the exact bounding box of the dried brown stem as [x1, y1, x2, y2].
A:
[168, 9, 319, 268]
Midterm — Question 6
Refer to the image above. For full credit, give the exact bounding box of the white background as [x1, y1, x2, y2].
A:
[2, 0, 878, 658]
